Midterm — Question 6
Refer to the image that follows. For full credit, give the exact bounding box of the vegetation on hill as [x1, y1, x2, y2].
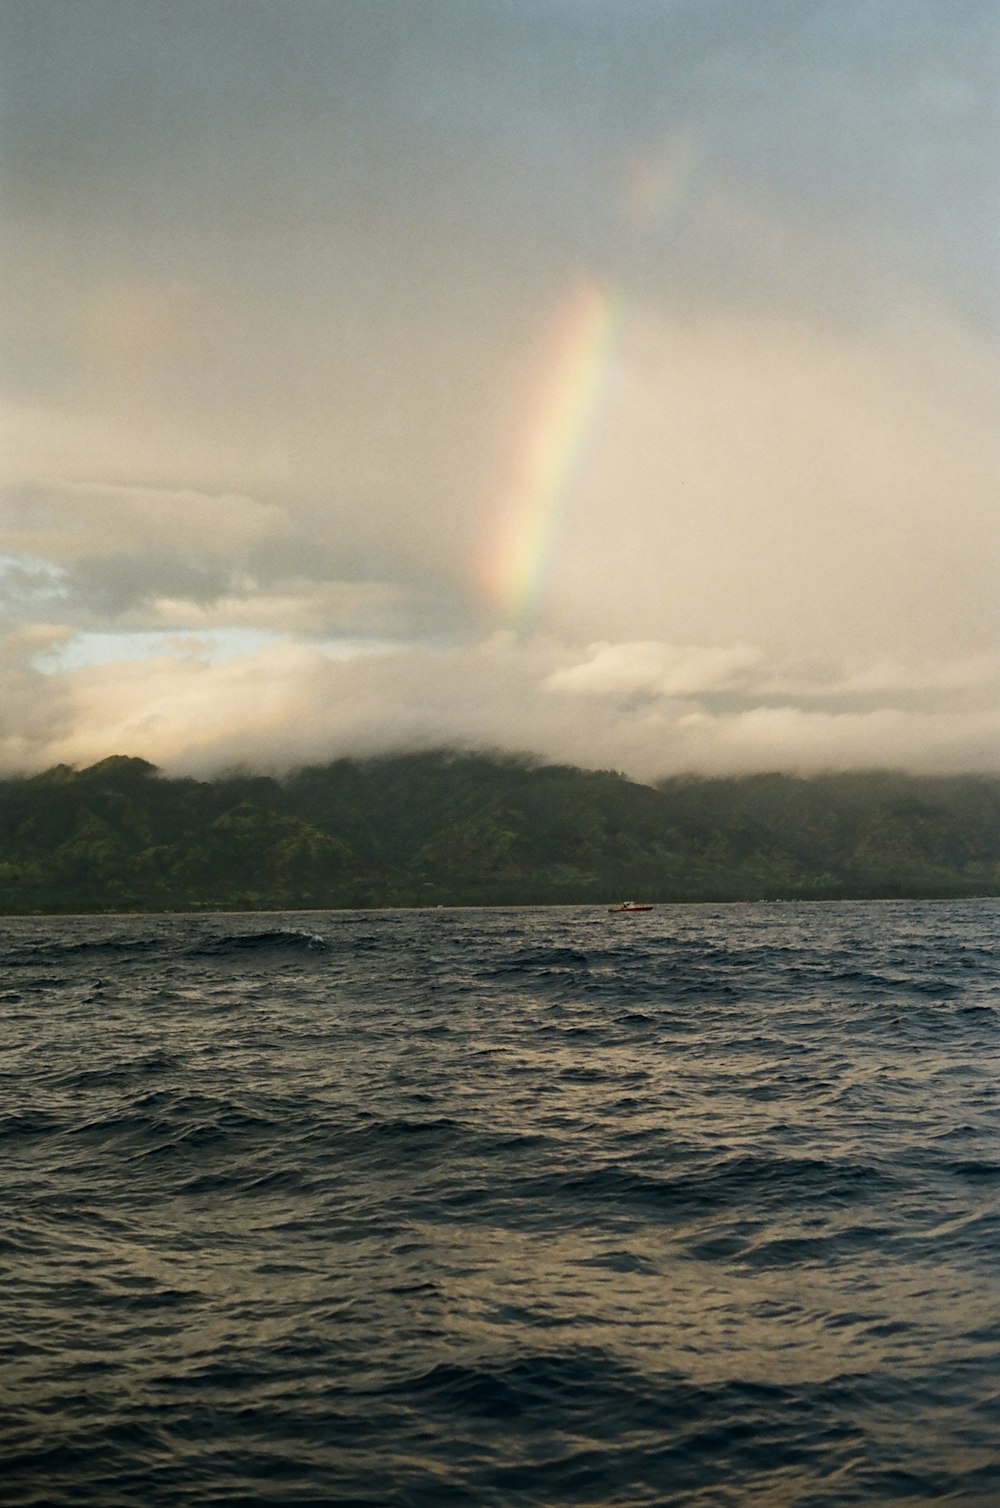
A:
[0, 751, 998, 913]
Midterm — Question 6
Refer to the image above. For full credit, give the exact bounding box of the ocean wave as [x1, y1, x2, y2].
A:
[187, 927, 328, 956]
[1, 900, 998, 1507]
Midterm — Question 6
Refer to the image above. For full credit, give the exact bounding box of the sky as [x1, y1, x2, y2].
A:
[1, 0, 998, 781]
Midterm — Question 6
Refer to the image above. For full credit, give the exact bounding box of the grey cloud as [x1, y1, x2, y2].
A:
[0, 554, 69, 632]
[70, 554, 234, 620]
[4, 2, 993, 319]
[1, 2, 996, 777]
[1, 633, 996, 781]
[0, 627, 75, 758]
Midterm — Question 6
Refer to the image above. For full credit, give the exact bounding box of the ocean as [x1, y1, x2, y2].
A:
[1, 900, 998, 1506]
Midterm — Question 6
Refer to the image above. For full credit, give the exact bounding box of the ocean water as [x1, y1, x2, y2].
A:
[1, 900, 998, 1507]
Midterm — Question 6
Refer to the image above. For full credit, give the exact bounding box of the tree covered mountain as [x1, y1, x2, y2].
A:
[1, 751, 998, 913]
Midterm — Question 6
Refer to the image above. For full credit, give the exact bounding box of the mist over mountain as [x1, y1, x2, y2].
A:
[2, 751, 998, 914]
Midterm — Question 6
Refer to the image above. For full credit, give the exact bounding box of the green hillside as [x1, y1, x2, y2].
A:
[1, 752, 998, 913]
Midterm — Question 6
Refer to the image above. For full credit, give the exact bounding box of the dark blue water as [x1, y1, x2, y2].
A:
[2, 901, 998, 1506]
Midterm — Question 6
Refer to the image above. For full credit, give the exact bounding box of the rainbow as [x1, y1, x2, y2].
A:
[475, 276, 625, 631]
[475, 133, 696, 632]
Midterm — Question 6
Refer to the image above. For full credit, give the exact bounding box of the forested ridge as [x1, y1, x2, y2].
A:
[1, 751, 998, 913]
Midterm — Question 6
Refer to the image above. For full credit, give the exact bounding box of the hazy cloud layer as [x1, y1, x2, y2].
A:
[1, 1, 997, 777]
[2, 632, 998, 783]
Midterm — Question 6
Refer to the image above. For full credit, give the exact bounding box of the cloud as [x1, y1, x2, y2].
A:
[1, 632, 996, 782]
[0, 624, 77, 767]
[757, 652, 1000, 713]
[0, 622, 75, 666]
[2, 482, 286, 562]
[544, 641, 763, 699]
[145, 579, 426, 638]
[526, 295, 999, 660]
[1, 3, 996, 782]
[669, 702, 1000, 778]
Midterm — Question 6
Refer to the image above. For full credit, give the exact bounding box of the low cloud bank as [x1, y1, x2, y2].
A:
[2, 631, 997, 782]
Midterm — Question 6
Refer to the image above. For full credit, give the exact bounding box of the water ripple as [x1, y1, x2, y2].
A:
[1, 900, 998, 1505]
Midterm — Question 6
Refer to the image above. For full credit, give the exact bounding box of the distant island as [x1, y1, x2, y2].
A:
[1, 751, 998, 913]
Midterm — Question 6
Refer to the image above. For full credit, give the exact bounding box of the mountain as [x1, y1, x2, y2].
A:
[1, 752, 998, 913]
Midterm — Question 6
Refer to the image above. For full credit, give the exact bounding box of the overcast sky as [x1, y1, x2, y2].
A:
[2, 0, 997, 779]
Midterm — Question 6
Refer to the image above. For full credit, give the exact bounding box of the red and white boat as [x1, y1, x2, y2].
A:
[608, 901, 654, 913]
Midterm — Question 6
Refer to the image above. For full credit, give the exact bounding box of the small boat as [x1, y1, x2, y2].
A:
[608, 901, 654, 913]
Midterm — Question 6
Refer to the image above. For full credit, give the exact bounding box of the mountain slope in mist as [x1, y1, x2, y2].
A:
[1, 751, 998, 913]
